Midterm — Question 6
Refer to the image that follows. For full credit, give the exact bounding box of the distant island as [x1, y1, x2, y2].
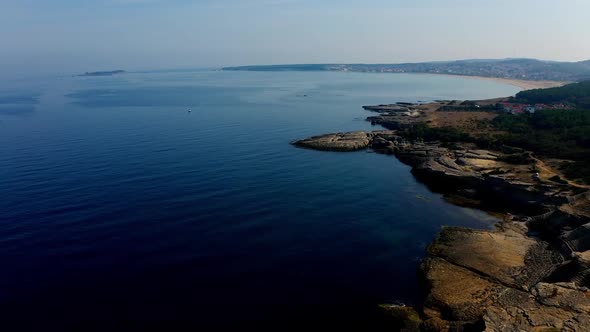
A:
[78, 70, 126, 77]
[224, 58, 590, 82]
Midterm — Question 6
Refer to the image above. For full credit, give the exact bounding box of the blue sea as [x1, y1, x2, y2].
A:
[0, 70, 519, 330]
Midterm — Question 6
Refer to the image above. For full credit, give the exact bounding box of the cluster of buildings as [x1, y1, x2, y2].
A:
[498, 102, 571, 114]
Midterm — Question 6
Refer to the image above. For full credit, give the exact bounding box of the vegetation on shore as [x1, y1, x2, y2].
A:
[513, 80, 590, 108]
[398, 81, 590, 183]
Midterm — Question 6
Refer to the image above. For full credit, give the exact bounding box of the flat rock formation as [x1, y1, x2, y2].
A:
[367, 112, 424, 130]
[292, 131, 380, 151]
[422, 225, 590, 331]
[362, 104, 411, 112]
[363, 102, 439, 130]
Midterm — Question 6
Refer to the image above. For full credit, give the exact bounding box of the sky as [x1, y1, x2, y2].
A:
[1, 0, 589, 75]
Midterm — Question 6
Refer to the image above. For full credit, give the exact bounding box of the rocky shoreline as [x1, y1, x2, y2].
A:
[292, 104, 590, 331]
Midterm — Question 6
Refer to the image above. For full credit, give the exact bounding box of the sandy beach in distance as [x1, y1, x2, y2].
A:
[435, 74, 568, 90]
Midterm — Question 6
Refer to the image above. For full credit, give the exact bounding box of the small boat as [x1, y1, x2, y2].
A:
[187, 109, 192, 113]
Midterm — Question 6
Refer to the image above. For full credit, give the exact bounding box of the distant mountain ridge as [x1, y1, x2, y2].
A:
[223, 59, 590, 82]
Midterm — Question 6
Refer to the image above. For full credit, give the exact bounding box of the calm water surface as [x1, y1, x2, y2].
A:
[0, 71, 519, 330]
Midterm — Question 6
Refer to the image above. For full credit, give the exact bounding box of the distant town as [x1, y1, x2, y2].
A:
[224, 58, 590, 82]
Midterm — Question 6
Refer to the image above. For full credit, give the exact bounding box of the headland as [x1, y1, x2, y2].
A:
[292, 81, 590, 331]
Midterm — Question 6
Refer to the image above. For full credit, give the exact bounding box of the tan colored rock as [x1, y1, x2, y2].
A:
[532, 282, 590, 314]
[421, 257, 504, 322]
[292, 131, 371, 151]
[422, 255, 590, 331]
[483, 286, 590, 331]
[428, 227, 558, 290]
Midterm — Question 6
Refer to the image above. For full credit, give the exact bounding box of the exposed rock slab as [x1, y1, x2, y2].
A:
[292, 131, 372, 151]
[367, 113, 426, 130]
[423, 226, 590, 331]
[532, 282, 590, 313]
[362, 104, 411, 112]
[422, 257, 504, 322]
[482, 288, 589, 332]
[428, 226, 561, 290]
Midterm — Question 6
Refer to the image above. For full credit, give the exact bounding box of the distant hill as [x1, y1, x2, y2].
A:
[78, 70, 126, 77]
[224, 59, 590, 82]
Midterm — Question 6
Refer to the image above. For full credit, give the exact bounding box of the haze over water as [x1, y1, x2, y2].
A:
[0, 70, 519, 330]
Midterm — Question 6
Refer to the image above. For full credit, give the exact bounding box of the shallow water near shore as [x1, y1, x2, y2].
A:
[0, 70, 519, 330]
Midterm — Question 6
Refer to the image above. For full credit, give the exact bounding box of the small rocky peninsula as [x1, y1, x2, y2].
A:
[293, 101, 590, 331]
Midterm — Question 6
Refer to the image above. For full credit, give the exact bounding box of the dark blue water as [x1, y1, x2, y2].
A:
[0, 71, 519, 331]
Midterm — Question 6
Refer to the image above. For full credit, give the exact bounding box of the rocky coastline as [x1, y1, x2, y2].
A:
[292, 103, 590, 331]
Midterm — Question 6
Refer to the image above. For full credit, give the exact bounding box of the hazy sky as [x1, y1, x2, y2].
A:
[1, 0, 589, 75]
